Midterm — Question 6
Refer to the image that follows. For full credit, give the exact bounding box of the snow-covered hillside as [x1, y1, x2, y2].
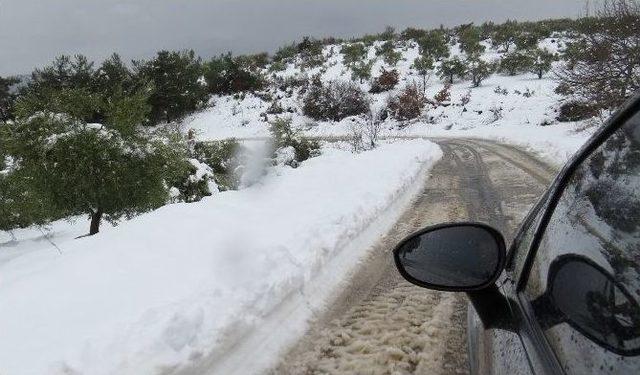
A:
[0, 140, 442, 375]
[186, 36, 595, 165]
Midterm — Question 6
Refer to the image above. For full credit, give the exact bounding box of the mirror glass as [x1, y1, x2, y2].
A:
[395, 224, 503, 289]
[549, 256, 640, 354]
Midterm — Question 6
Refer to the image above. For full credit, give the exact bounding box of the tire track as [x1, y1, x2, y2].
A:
[273, 139, 554, 375]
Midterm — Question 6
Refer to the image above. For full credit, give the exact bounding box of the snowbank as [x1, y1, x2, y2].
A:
[0, 139, 442, 375]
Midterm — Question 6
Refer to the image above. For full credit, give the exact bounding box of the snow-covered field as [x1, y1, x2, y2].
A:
[0, 140, 442, 375]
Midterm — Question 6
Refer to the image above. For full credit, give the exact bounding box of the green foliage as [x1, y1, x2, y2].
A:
[296, 37, 325, 68]
[350, 60, 374, 83]
[400, 27, 429, 41]
[194, 140, 240, 174]
[437, 56, 467, 84]
[303, 78, 369, 121]
[273, 43, 298, 63]
[530, 48, 555, 79]
[491, 20, 520, 52]
[269, 118, 319, 165]
[458, 25, 486, 57]
[134, 50, 208, 124]
[375, 41, 402, 66]
[417, 30, 450, 61]
[5, 71, 188, 234]
[341, 43, 368, 66]
[467, 57, 495, 87]
[204, 53, 264, 95]
[0, 167, 65, 231]
[499, 51, 534, 75]
[28, 54, 95, 92]
[413, 55, 435, 90]
[0, 76, 20, 122]
[514, 32, 541, 50]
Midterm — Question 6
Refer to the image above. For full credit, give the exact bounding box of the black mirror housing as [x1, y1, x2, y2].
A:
[393, 222, 507, 292]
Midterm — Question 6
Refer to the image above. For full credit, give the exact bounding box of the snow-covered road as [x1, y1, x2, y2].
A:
[272, 139, 556, 375]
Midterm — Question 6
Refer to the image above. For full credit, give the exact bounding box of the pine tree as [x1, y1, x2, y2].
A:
[134, 50, 208, 124]
[0, 75, 19, 122]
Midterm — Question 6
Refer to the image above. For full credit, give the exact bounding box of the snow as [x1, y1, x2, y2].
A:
[184, 37, 595, 166]
[0, 139, 442, 375]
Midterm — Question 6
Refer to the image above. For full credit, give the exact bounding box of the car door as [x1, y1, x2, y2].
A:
[500, 97, 640, 374]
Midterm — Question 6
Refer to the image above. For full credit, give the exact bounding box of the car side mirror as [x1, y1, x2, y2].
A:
[393, 222, 506, 291]
[533, 255, 640, 356]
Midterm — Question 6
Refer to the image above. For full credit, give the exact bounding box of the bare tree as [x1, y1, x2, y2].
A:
[556, 0, 640, 110]
[364, 108, 383, 148]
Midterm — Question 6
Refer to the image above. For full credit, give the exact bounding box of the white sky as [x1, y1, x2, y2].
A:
[0, 0, 588, 76]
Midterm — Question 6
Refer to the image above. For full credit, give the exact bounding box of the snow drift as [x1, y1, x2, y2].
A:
[0, 139, 442, 375]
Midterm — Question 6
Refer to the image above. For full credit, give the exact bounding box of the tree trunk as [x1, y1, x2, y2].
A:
[422, 75, 427, 93]
[89, 209, 103, 236]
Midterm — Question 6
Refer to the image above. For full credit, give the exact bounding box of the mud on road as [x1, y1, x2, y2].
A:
[273, 139, 556, 375]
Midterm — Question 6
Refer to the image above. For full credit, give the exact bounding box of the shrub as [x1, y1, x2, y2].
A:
[269, 118, 319, 166]
[557, 101, 599, 122]
[387, 84, 427, 121]
[193, 140, 244, 190]
[341, 43, 368, 66]
[434, 84, 452, 105]
[375, 41, 402, 66]
[369, 69, 399, 93]
[351, 60, 374, 83]
[169, 159, 216, 203]
[302, 78, 369, 121]
[273, 43, 298, 63]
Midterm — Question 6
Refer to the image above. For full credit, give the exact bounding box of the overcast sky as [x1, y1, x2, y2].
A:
[0, 0, 588, 76]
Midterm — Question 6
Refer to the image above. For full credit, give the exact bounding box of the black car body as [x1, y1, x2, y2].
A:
[394, 95, 640, 374]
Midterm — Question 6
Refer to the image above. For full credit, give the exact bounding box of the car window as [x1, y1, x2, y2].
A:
[523, 111, 640, 375]
[506, 191, 549, 275]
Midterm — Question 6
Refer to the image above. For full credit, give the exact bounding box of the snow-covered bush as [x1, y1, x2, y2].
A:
[193, 140, 244, 190]
[269, 118, 319, 166]
[169, 159, 218, 203]
[302, 78, 369, 121]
